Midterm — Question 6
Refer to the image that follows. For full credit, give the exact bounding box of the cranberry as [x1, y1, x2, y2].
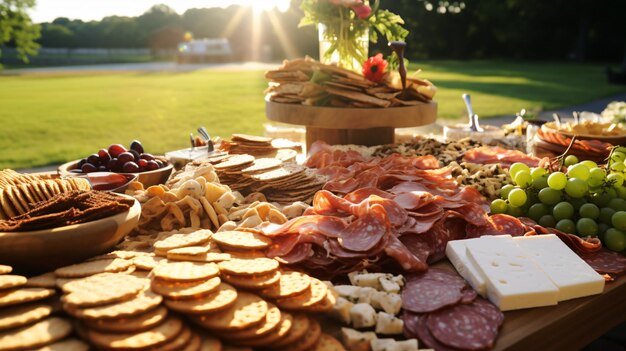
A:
[117, 152, 134, 165]
[107, 158, 120, 171]
[81, 163, 98, 173]
[98, 149, 111, 163]
[108, 144, 126, 158]
[128, 149, 141, 162]
[140, 153, 155, 161]
[87, 154, 100, 166]
[122, 161, 140, 173]
[146, 160, 160, 171]
[130, 140, 144, 154]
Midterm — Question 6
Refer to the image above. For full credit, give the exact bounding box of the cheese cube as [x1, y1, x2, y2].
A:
[349, 270, 368, 285]
[352, 273, 389, 290]
[376, 292, 402, 315]
[513, 234, 605, 301]
[331, 297, 353, 325]
[371, 339, 418, 351]
[334, 285, 361, 301]
[375, 312, 404, 335]
[379, 277, 401, 293]
[466, 235, 559, 311]
[350, 303, 377, 328]
[216, 192, 237, 209]
[446, 239, 487, 296]
[341, 328, 377, 351]
[391, 275, 405, 288]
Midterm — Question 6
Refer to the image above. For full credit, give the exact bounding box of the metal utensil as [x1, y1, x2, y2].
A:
[553, 113, 562, 129]
[198, 127, 215, 152]
[461, 93, 482, 132]
[573, 111, 580, 125]
[189, 133, 195, 148]
[389, 41, 407, 90]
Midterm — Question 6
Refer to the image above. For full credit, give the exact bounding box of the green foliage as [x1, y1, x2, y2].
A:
[0, 0, 40, 65]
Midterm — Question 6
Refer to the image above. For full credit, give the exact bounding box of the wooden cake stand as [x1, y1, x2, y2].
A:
[265, 98, 438, 149]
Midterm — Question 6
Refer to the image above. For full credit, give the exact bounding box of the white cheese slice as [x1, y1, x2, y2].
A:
[371, 339, 419, 351]
[513, 234, 605, 301]
[446, 239, 487, 296]
[330, 297, 353, 325]
[465, 235, 559, 311]
[375, 312, 404, 335]
[341, 328, 377, 351]
[350, 303, 378, 328]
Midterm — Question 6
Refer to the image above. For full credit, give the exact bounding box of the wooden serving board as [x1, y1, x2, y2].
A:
[265, 99, 437, 149]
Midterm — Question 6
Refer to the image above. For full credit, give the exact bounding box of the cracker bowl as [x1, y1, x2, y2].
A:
[58, 159, 173, 188]
[0, 194, 140, 273]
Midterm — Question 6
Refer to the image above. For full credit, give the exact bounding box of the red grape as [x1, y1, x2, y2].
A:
[81, 163, 98, 173]
[98, 149, 111, 162]
[155, 160, 164, 168]
[122, 161, 140, 173]
[98, 165, 108, 172]
[117, 152, 134, 165]
[138, 159, 148, 171]
[128, 150, 140, 162]
[87, 154, 100, 165]
[108, 144, 126, 158]
[130, 140, 144, 154]
[77, 158, 87, 168]
[107, 158, 120, 171]
[140, 153, 155, 161]
[146, 160, 159, 171]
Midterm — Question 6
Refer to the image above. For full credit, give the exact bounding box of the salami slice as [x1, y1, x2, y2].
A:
[470, 297, 504, 329]
[384, 235, 428, 272]
[344, 187, 393, 203]
[580, 249, 626, 275]
[401, 312, 457, 351]
[402, 279, 462, 313]
[407, 268, 467, 291]
[275, 243, 312, 264]
[337, 203, 388, 252]
[461, 288, 478, 304]
[427, 304, 498, 350]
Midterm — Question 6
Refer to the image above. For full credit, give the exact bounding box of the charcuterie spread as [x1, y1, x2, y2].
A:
[1, 63, 626, 351]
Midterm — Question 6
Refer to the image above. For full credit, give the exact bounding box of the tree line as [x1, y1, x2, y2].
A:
[26, 0, 626, 62]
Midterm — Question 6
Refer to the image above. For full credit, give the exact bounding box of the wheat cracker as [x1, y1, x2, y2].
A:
[84, 306, 168, 333]
[233, 311, 294, 347]
[168, 252, 232, 263]
[223, 304, 281, 339]
[218, 257, 279, 276]
[167, 245, 210, 257]
[25, 272, 57, 289]
[0, 302, 54, 331]
[223, 270, 281, 290]
[67, 290, 162, 320]
[272, 314, 311, 348]
[194, 291, 268, 331]
[0, 287, 55, 308]
[0, 317, 72, 351]
[199, 336, 223, 351]
[155, 325, 192, 351]
[212, 230, 272, 251]
[0, 275, 27, 290]
[62, 274, 145, 307]
[153, 262, 219, 282]
[31, 338, 90, 351]
[275, 278, 328, 311]
[181, 332, 202, 351]
[0, 265, 11, 275]
[133, 255, 167, 271]
[151, 276, 221, 300]
[164, 282, 237, 314]
[310, 334, 347, 351]
[54, 258, 132, 278]
[87, 316, 182, 350]
[277, 318, 321, 351]
[153, 229, 212, 253]
[260, 271, 311, 299]
[308, 289, 337, 313]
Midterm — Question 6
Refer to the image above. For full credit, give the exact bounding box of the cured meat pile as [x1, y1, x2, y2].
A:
[262, 143, 497, 276]
[463, 146, 542, 168]
[401, 268, 504, 351]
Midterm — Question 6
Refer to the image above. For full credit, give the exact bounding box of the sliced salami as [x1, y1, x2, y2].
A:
[344, 187, 393, 203]
[401, 312, 457, 351]
[470, 296, 505, 329]
[427, 304, 498, 351]
[460, 288, 478, 304]
[402, 279, 462, 313]
[384, 235, 427, 272]
[337, 203, 388, 252]
[407, 267, 467, 291]
[275, 243, 312, 264]
[580, 249, 626, 275]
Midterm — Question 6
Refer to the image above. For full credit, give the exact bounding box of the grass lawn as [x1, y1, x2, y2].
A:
[1, 60, 625, 169]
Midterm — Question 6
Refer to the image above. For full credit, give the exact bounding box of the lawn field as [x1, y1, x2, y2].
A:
[1, 60, 624, 169]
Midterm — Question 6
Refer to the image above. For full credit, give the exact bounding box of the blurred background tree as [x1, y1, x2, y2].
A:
[0, 0, 40, 65]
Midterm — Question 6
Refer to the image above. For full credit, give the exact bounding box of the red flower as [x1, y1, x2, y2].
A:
[352, 4, 372, 19]
[362, 54, 388, 82]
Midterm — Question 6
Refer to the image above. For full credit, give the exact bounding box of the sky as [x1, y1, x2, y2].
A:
[29, 0, 291, 23]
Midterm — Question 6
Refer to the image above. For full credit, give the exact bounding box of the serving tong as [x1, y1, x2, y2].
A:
[462, 93, 484, 132]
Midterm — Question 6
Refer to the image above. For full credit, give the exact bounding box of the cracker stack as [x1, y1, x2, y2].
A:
[0, 264, 84, 350]
[0, 169, 91, 219]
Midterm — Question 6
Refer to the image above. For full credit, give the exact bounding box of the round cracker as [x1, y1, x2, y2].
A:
[87, 316, 183, 350]
[223, 304, 281, 339]
[153, 262, 219, 282]
[181, 333, 201, 351]
[0, 302, 54, 331]
[26, 272, 57, 289]
[133, 255, 167, 271]
[218, 257, 279, 276]
[233, 312, 294, 347]
[84, 306, 168, 333]
[0, 265, 12, 275]
[194, 292, 268, 331]
[212, 231, 272, 250]
[260, 271, 311, 299]
[165, 283, 237, 314]
[311, 333, 347, 351]
[67, 290, 162, 320]
[199, 336, 223, 351]
[151, 276, 221, 300]
[272, 314, 309, 348]
[308, 289, 337, 313]
[223, 270, 281, 290]
[0, 275, 27, 290]
[277, 318, 321, 351]
[61, 272, 146, 293]
[31, 338, 90, 351]
[54, 258, 132, 278]
[0, 287, 55, 308]
[0, 317, 72, 350]
[153, 230, 212, 252]
[275, 279, 328, 310]
[154, 325, 192, 351]
[62, 274, 145, 307]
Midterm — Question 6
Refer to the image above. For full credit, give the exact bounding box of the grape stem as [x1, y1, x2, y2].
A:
[550, 135, 578, 171]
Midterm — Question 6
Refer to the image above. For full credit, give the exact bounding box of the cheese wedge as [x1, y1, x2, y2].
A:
[446, 239, 487, 296]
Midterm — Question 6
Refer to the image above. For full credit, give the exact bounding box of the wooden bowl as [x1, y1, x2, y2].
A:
[0, 194, 141, 273]
[533, 137, 610, 163]
[58, 159, 173, 188]
[541, 122, 626, 146]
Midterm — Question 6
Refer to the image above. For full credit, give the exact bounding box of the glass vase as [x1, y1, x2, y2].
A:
[318, 22, 369, 72]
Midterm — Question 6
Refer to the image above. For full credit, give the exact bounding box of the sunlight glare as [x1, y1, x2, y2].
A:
[248, 0, 290, 13]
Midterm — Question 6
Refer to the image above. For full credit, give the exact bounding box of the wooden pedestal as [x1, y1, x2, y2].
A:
[266, 98, 437, 150]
